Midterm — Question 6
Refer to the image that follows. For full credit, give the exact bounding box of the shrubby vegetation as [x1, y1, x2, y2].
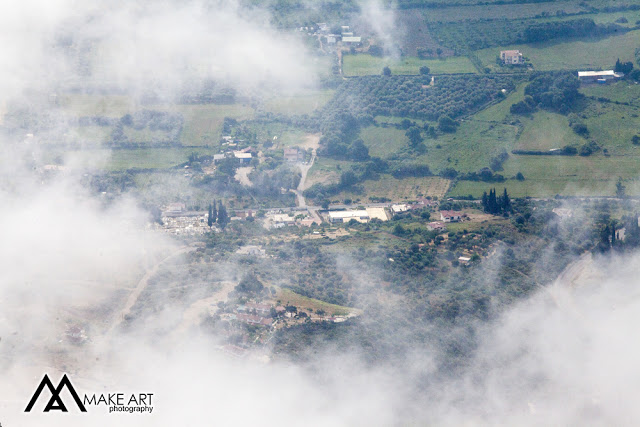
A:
[511, 72, 581, 115]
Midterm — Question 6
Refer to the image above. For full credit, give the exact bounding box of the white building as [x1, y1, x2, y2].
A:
[440, 210, 462, 223]
[328, 210, 370, 223]
[577, 70, 624, 83]
[233, 151, 252, 164]
[391, 204, 409, 214]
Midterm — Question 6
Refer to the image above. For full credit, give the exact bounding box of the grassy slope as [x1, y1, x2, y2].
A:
[359, 126, 408, 157]
[177, 104, 255, 146]
[263, 90, 335, 115]
[476, 29, 640, 72]
[515, 111, 585, 151]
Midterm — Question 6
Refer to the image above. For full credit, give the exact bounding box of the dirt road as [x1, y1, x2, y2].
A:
[235, 166, 253, 187]
[108, 246, 195, 335]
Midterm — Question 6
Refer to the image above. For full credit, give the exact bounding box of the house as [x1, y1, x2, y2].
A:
[440, 210, 462, 223]
[427, 221, 446, 231]
[245, 302, 272, 317]
[458, 256, 471, 265]
[233, 151, 252, 164]
[328, 210, 370, 223]
[213, 153, 226, 163]
[284, 147, 304, 163]
[165, 203, 186, 213]
[391, 204, 410, 214]
[342, 36, 362, 45]
[500, 50, 524, 65]
[326, 35, 337, 44]
[236, 313, 272, 327]
[577, 70, 624, 83]
[235, 245, 266, 257]
[272, 213, 296, 227]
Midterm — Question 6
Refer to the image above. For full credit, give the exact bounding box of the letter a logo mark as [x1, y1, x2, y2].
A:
[25, 374, 87, 412]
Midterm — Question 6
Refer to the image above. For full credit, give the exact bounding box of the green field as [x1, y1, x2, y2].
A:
[417, 120, 519, 173]
[306, 157, 354, 187]
[449, 151, 640, 198]
[581, 80, 640, 106]
[177, 104, 255, 146]
[50, 147, 217, 171]
[515, 111, 585, 151]
[582, 102, 640, 155]
[343, 54, 477, 76]
[359, 126, 408, 157]
[420, 0, 586, 22]
[59, 94, 134, 117]
[476, 29, 640, 72]
[263, 90, 335, 115]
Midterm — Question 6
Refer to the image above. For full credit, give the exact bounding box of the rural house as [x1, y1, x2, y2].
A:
[500, 50, 524, 65]
[440, 210, 462, 223]
[284, 147, 304, 162]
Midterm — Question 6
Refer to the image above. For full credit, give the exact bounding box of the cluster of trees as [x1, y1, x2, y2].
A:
[321, 75, 516, 123]
[234, 273, 264, 295]
[207, 200, 230, 229]
[511, 72, 581, 115]
[614, 58, 634, 74]
[481, 188, 511, 215]
[110, 110, 183, 147]
[304, 158, 436, 203]
[317, 113, 371, 161]
[430, 17, 628, 51]
[180, 79, 237, 104]
[521, 19, 626, 44]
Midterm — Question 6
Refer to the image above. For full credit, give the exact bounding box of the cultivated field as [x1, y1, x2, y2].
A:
[336, 175, 451, 201]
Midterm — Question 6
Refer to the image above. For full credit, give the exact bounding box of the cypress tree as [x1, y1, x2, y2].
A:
[217, 200, 229, 229]
[502, 188, 511, 213]
[207, 204, 213, 227]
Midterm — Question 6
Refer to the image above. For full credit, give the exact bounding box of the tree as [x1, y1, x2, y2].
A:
[217, 200, 229, 229]
[515, 172, 525, 181]
[348, 139, 370, 161]
[616, 178, 626, 198]
[235, 273, 264, 295]
[369, 45, 384, 57]
[405, 127, 423, 148]
[615, 58, 634, 74]
[382, 66, 392, 77]
[207, 204, 214, 227]
[419, 66, 430, 75]
[501, 188, 511, 213]
[436, 48, 443, 56]
[438, 115, 458, 133]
